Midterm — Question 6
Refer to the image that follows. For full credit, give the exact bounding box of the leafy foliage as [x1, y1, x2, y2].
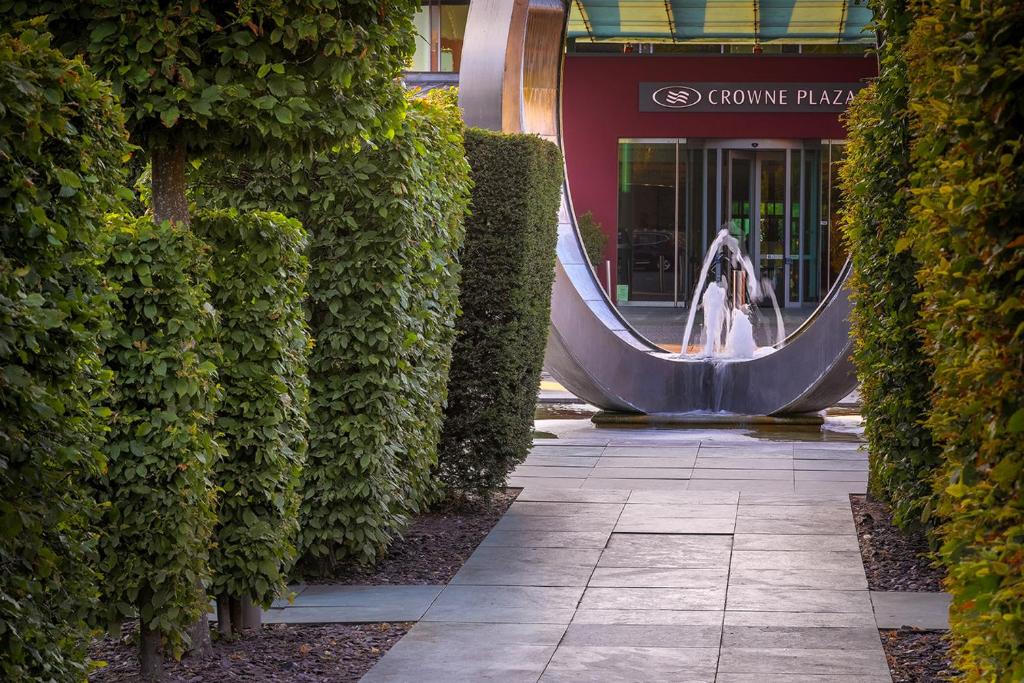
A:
[98, 215, 221, 657]
[192, 209, 309, 609]
[1, 0, 418, 153]
[907, 1, 1024, 677]
[437, 129, 564, 494]
[577, 211, 608, 270]
[192, 89, 471, 569]
[838, 0, 939, 527]
[0, 26, 130, 682]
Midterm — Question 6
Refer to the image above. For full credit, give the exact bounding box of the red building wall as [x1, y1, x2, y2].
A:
[562, 54, 878, 297]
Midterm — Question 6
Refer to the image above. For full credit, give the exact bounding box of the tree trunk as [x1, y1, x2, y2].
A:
[186, 608, 213, 659]
[216, 595, 233, 639]
[139, 622, 163, 682]
[151, 139, 189, 226]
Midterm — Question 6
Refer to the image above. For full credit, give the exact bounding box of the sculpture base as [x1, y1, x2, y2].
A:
[591, 411, 825, 427]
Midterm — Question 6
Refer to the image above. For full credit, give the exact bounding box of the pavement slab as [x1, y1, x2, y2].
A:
[365, 434, 893, 682]
[870, 590, 951, 629]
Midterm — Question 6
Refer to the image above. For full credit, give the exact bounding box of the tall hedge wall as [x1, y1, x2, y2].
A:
[193, 89, 471, 568]
[0, 27, 130, 682]
[99, 215, 221, 668]
[838, 0, 939, 527]
[437, 129, 564, 494]
[192, 209, 309, 632]
[908, 1, 1024, 677]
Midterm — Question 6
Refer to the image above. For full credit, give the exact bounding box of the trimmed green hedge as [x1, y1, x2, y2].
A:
[908, 1, 1024, 677]
[98, 215, 221, 663]
[193, 209, 309, 632]
[437, 129, 564, 494]
[192, 88, 471, 568]
[0, 27, 130, 682]
[838, 0, 939, 527]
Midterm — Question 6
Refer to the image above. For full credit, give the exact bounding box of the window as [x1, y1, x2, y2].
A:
[410, 1, 469, 73]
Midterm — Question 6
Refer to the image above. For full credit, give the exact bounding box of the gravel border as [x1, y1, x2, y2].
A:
[880, 628, 957, 683]
[850, 494, 945, 591]
[89, 622, 411, 682]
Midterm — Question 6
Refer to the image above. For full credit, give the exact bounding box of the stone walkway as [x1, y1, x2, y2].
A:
[363, 434, 892, 682]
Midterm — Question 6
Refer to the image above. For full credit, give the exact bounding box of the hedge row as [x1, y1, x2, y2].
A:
[839, 0, 939, 527]
[193, 88, 471, 568]
[193, 209, 310, 634]
[907, 0, 1024, 677]
[98, 215, 221, 671]
[437, 129, 564, 494]
[0, 28, 130, 682]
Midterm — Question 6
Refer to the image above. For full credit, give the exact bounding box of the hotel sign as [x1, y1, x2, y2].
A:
[639, 82, 866, 113]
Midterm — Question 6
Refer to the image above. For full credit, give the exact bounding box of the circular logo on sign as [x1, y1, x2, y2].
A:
[652, 85, 702, 109]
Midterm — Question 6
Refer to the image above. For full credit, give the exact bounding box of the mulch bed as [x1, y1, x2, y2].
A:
[850, 493, 945, 591]
[315, 488, 520, 585]
[881, 628, 957, 683]
[851, 494, 957, 681]
[89, 622, 410, 682]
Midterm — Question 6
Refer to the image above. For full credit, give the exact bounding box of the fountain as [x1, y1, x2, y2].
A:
[678, 227, 785, 360]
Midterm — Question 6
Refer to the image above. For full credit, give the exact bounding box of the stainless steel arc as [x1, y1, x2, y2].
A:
[458, 0, 858, 415]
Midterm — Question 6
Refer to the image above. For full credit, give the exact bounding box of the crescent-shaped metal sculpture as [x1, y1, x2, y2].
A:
[458, 0, 858, 417]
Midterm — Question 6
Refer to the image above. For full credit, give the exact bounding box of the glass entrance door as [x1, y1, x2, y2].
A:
[726, 149, 790, 305]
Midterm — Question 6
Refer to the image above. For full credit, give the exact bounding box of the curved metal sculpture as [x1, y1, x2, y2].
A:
[459, 0, 858, 416]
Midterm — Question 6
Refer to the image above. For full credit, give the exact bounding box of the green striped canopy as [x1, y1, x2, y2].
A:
[568, 0, 874, 44]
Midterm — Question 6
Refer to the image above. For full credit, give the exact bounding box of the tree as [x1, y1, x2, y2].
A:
[5, 0, 418, 225]
[0, 25, 131, 682]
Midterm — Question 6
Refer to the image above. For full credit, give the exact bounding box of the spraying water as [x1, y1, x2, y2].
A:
[677, 227, 786, 359]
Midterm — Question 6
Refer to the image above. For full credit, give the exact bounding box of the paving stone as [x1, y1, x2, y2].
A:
[480, 530, 612, 549]
[732, 533, 860, 552]
[570, 609, 724, 626]
[690, 468, 793, 480]
[451, 547, 601, 587]
[619, 503, 738, 519]
[721, 625, 882, 650]
[794, 481, 867, 495]
[523, 456, 600, 468]
[734, 516, 854, 535]
[596, 456, 697, 469]
[508, 476, 585, 490]
[723, 610, 877, 627]
[715, 675, 886, 683]
[291, 584, 442, 610]
[614, 516, 735, 534]
[736, 504, 853, 519]
[581, 478, 690, 491]
[508, 501, 624, 517]
[728, 568, 867, 590]
[870, 590, 951, 629]
[598, 534, 733, 569]
[422, 585, 584, 624]
[561, 623, 722, 648]
[269, 584, 307, 608]
[588, 567, 728, 588]
[493, 514, 618, 532]
[589, 467, 692, 479]
[726, 587, 873, 613]
[517, 488, 630, 503]
[699, 443, 794, 454]
[730, 550, 863, 571]
[793, 459, 868, 471]
[579, 586, 725, 611]
[738, 492, 853, 506]
[362, 622, 563, 682]
[602, 446, 699, 458]
[794, 470, 869, 482]
[717, 647, 890, 676]
[513, 465, 601, 478]
[530, 445, 607, 457]
[687, 479, 795, 493]
[539, 645, 718, 682]
[627, 490, 739, 505]
[692, 457, 794, 470]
